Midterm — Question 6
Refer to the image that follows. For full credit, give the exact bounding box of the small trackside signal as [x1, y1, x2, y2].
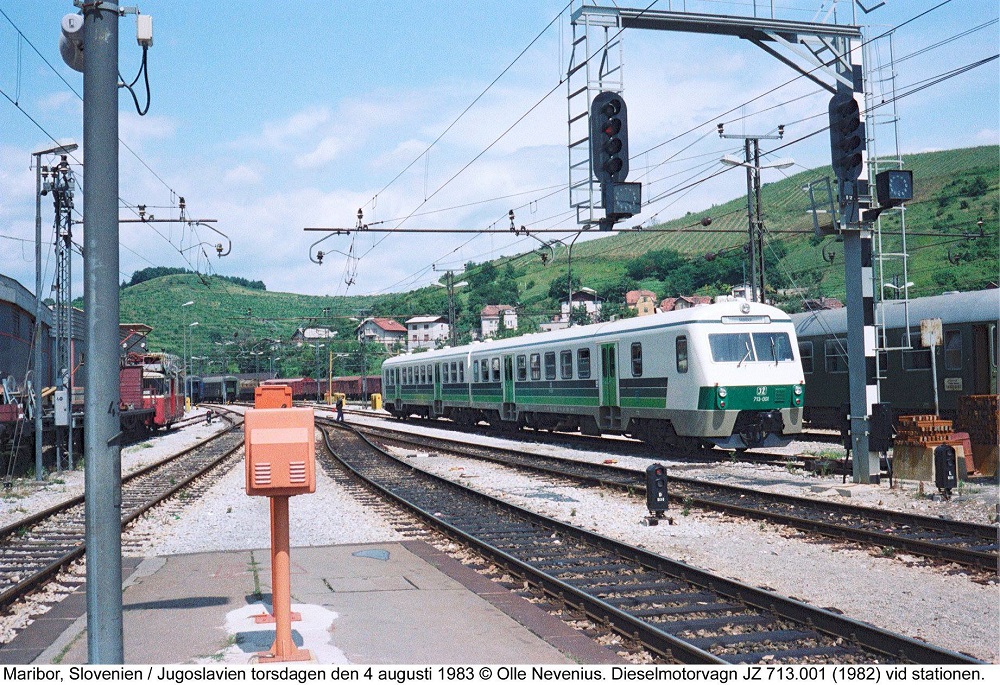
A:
[644, 463, 668, 525]
[828, 92, 865, 181]
[590, 91, 629, 185]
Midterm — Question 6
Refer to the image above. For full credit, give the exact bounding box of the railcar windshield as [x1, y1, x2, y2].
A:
[753, 332, 794, 362]
[709, 332, 793, 363]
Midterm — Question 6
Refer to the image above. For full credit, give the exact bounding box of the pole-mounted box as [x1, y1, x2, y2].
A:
[255, 384, 292, 409]
[244, 408, 316, 497]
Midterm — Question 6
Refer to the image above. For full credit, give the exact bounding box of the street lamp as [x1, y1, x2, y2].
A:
[180, 300, 195, 408]
[720, 152, 794, 303]
[185, 321, 199, 408]
[32, 141, 78, 481]
[882, 281, 914, 300]
[308, 343, 325, 400]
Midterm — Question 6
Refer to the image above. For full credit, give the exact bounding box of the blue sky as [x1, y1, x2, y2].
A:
[1, 1, 997, 300]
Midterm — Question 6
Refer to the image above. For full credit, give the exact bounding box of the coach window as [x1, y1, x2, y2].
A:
[491, 357, 501, 382]
[473, 360, 480, 382]
[530, 353, 541, 380]
[459, 363, 465, 383]
[544, 352, 556, 380]
[902, 332, 931, 371]
[423, 366, 429, 384]
[560, 350, 573, 379]
[577, 348, 591, 379]
[451, 361, 458, 382]
[799, 342, 814, 373]
[516, 355, 527, 381]
[944, 330, 963, 370]
[631, 343, 643, 377]
[676, 336, 688, 373]
[825, 339, 849, 373]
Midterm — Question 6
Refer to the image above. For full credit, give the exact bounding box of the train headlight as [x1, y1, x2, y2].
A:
[793, 384, 803, 406]
[716, 386, 727, 409]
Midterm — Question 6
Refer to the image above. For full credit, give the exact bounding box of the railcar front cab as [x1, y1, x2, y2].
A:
[695, 307, 805, 450]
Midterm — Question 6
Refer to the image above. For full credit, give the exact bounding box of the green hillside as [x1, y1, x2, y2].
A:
[119, 145, 997, 376]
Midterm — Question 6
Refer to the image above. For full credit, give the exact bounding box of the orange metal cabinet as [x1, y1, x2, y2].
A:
[255, 384, 293, 409]
[244, 408, 316, 496]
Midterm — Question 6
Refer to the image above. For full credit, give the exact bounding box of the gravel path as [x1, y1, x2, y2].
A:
[0, 409, 228, 527]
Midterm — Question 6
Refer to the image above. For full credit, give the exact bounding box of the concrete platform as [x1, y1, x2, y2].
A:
[11, 541, 622, 665]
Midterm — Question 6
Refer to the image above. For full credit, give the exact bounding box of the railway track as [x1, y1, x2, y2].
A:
[0, 411, 244, 612]
[349, 422, 999, 574]
[338, 406, 841, 470]
[318, 421, 982, 665]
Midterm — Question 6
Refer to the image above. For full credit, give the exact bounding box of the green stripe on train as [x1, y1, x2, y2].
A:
[697, 384, 800, 410]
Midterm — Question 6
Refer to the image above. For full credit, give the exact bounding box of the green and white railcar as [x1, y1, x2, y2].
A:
[381, 300, 805, 450]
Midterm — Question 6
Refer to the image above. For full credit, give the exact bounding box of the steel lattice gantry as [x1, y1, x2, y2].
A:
[566, 4, 882, 483]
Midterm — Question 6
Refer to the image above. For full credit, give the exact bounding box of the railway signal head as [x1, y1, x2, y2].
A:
[645, 463, 668, 515]
[828, 92, 865, 181]
[591, 91, 630, 185]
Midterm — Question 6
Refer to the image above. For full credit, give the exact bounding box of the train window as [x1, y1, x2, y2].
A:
[544, 352, 556, 380]
[824, 339, 849, 373]
[902, 332, 932, 370]
[944, 330, 962, 370]
[459, 363, 465, 383]
[530, 354, 541, 380]
[676, 336, 688, 373]
[408, 367, 413, 385]
[422, 366, 428, 384]
[577, 348, 591, 379]
[560, 350, 573, 379]
[709, 333, 754, 363]
[631, 343, 642, 376]
[451, 361, 458, 382]
[752, 333, 794, 362]
[799, 342, 814, 373]
[516, 355, 527, 381]
[473, 360, 480, 382]
[491, 357, 501, 382]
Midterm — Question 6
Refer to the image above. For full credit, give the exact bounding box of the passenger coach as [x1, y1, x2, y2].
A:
[381, 300, 805, 451]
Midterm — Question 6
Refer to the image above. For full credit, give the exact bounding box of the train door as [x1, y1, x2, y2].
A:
[393, 368, 401, 402]
[600, 343, 619, 406]
[503, 356, 515, 403]
[599, 343, 621, 430]
[433, 363, 443, 416]
[972, 323, 998, 394]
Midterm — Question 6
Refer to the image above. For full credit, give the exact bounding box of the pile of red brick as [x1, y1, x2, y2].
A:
[956, 394, 999, 476]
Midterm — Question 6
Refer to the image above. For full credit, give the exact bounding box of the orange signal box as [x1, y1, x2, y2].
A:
[255, 384, 292, 409]
[244, 408, 316, 497]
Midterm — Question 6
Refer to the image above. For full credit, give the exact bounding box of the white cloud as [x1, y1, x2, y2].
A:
[295, 136, 345, 169]
[222, 164, 263, 186]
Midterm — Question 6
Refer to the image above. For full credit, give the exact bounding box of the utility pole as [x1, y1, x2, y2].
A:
[446, 271, 457, 347]
[80, 3, 124, 663]
[718, 125, 788, 303]
[33, 141, 78, 481]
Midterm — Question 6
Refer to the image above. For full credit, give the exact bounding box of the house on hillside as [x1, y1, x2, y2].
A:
[625, 289, 658, 316]
[660, 295, 713, 312]
[290, 326, 337, 347]
[355, 317, 407, 349]
[560, 287, 601, 323]
[406, 315, 450, 351]
[480, 305, 518, 339]
[802, 297, 844, 311]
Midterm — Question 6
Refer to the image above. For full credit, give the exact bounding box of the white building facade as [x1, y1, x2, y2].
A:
[405, 315, 451, 351]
